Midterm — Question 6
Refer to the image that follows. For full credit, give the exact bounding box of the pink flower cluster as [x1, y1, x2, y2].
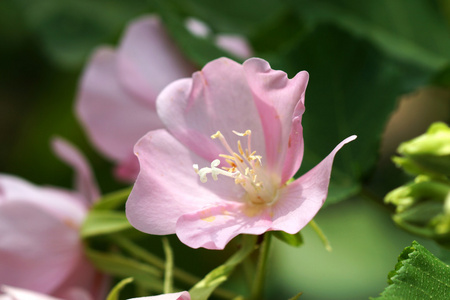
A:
[76, 15, 354, 251]
[76, 13, 356, 252]
[2, 12, 355, 300]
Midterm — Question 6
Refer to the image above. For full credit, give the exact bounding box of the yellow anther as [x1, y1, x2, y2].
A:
[194, 129, 278, 205]
[219, 154, 235, 160]
[232, 130, 251, 136]
[211, 131, 222, 139]
[237, 140, 245, 156]
[233, 153, 244, 163]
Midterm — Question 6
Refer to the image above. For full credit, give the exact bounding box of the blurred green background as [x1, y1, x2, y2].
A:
[1, 0, 450, 299]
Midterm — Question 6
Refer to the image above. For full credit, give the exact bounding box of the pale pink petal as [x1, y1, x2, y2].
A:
[59, 288, 92, 300]
[184, 17, 253, 59]
[76, 47, 163, 166]
[215, 34, 253, 59]
[271, 135, 357, 233]
[126, 130, 242, 236]
[53, 255, 107, 300]
[113, 152, 141, 182]
[156, 57, 266, 163]
[0, 174, 86, 226]
[0, 202, 81, 294]
[176, 202, 273, 250]
[280, 103, 305, 183]
[243, 58, 309, 179]
[128, 291, 190, 300]
[117, 16, 196, 106]
[51, 137, 99, 203]
[185, 17, 211, 38]
[1, 286, 61, 300]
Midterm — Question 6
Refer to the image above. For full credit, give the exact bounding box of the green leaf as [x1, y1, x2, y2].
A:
[292, 0, 450, 71]
[86, 247, 163, 290]
[189, 235, 257, 300]
[375, 241, 450, 299]
[154, 0, 238, 67]
[16, 0, 150, 69]
[160, 0, 283, 36]
[273, 231, 304, 248]
[431, 64, 450, 88]
[92, 187, 132, 211]
[81, 210, 132, 239]
[106, 277, 134, 300]
[277, 24, 428, 205]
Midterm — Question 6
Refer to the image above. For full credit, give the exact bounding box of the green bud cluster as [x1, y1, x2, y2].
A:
[385, 122, 450, 247]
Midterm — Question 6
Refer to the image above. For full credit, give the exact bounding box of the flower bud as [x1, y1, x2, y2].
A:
[393, 122, 450, 177]
[386, 176, 450, 247]
[386, 122, 450, 247]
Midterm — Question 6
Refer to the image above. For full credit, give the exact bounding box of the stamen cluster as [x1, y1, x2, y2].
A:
[194, 130, 278, 205]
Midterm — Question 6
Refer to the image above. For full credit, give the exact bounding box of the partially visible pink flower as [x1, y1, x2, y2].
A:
[0, 287, 189, 300]
[128, 291, 190, 300]
[0, 285, 61, 300]
[214, 34, 252, 59]
[76, 15, 192, 182]
[0, 138, 106, 300]
[126, 57, 356, 250]
[185, 17, 253, 59]
[185, 18, 211, 38]
[76, 15, 253, 182]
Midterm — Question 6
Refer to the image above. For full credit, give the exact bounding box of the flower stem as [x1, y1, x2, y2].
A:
[250, 233, 272, 300]
[112, 235, 237, 299]
[309, 219, 332, 252]
[162, 237, 174, 294]
[112, 235, 197, 284]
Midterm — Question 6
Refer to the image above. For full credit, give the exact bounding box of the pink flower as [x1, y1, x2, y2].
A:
[128, 291, 190, 300]
[184, 17, 252, 59]
[0, 139, 106, 300]
[126, 57, 356, 250]
[0, 287, 189, 300]
[76, 15, 253, 182]
[0, 286, 61, 300]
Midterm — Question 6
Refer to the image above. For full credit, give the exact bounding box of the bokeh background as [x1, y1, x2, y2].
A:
[1, 0, 450, 299]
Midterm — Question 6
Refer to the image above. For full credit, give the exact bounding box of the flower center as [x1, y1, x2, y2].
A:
[193, 130, 278, 205]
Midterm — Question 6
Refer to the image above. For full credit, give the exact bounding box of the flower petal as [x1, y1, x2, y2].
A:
[128, 291, 190, 300]
[113, 153, 141, 183]
[1, 286, 61, 300]
[61, 289, 92, 300]
[117, 16, 195, 105]
[215, 34, 253, 59]
[280, 110, 304, 183]
[51, 137, 99, 203]
[271, 135, 357, 233]
[185, 17, 211, 38]
[0, 202, 81, 295]
[176, 202, 273, 250]
[53, 255, 107, 300]
[76, 47, 163, 169]
[126, 130, 241, 236]
[243, 58, 308, 179]
[0, 174, 86, 226]
[156, 58, 266, 162]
